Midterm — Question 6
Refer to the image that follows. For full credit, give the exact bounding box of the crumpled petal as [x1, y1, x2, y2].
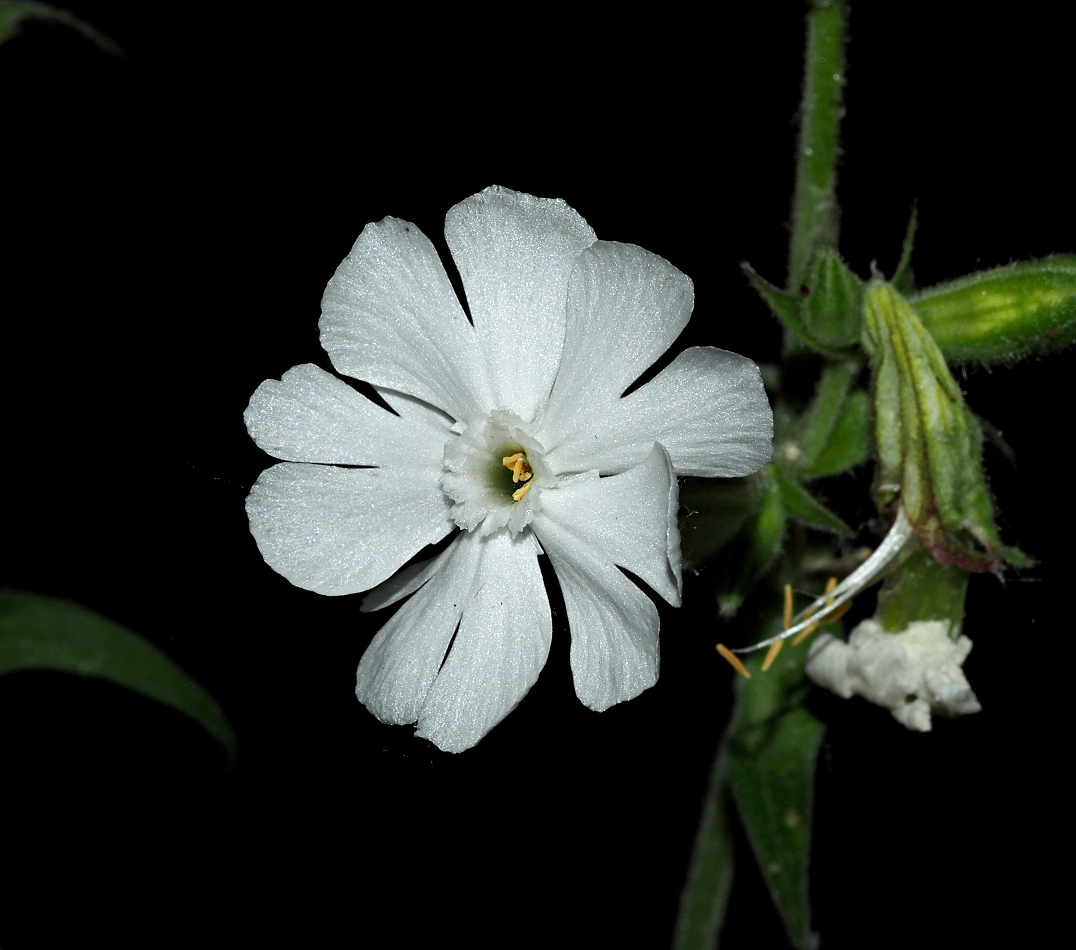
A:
[246, 462, 453, 596]
[544, 346, 773, 477]
[356, 530, 551, 753]
[245, 363, 452, 466]
[320, 216, 493, 421]
[806, 619, 982, 732]
[444, 186, 596, 423]
[540, 240, 694, 434]
[533, 445, 681, 712]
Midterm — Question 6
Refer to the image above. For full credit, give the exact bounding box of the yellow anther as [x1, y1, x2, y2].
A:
[716, 643, 751, 679]
[825, 576, 838, 595]
[512, 480, 534, 502]
[783, 584, 793, 631]
[503, 452, 533, 485]
[761, 638, 784, 672]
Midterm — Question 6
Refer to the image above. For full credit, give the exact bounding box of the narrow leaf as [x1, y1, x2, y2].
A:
[727, 632, 823, 950]
[805, 389, 871, 478]
[771, 464, 853, 536]
[0, 590, 235, 759]
[796, 358, 860, 472]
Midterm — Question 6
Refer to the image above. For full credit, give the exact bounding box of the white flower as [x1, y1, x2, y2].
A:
[244, 186, 773, 752]
[805, 618, 982, 732]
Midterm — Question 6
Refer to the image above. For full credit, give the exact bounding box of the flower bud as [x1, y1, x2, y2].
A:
[862, 282, 1026, 572]
[911, 256, 1076, 362]
[801, 247, 862, 349]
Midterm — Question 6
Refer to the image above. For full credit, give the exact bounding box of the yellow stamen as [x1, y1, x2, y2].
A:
[503, 452, 533, 486]
[512, 480, 534, 502]
[502, 452, 524, 467]
[716, 643, 751, 679]
[512, 459, 525, 482]
[761, 638, 784, 672]
[824, 576, 838, 595]
[783, 584, 793, 631]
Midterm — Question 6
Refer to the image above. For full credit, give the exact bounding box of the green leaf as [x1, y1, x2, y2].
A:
[875, 543, 969, 636]
[715, 473, 787, 618]
[801, 247, 862, 349]
[743, 263, 840, 355]
[911, 256, 1076, 362]
[0, 590, 235, 760]
[673, 745, 736, 950]
[891, 206, 918, 296]
[796, 358, 860, 472]
[770, 464, 853, 536]
[679, 478, 760, 571]
[0, 1, 122, 52]
[727, 633, 823, 950]
[805, 388, 871, 477]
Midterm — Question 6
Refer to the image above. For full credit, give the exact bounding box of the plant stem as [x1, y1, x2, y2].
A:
[787, 0, 847, 292]
[671, 740, 736, 950]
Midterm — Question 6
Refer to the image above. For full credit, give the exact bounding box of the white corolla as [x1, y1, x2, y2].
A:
[244, 186, 773, 752]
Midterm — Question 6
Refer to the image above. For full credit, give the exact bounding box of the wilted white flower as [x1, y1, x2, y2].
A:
[805, 618, 981, 731]
[244, 186, 773, 751]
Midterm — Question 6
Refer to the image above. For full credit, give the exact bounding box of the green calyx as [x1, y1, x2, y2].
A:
[911, 256, 1076, 362]
[862, 282, 1027, 573]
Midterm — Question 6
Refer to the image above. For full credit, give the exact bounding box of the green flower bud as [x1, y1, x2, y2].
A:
[801, 247, 862, 349]
[911, 256, 1076, 362]
[862, 282, 1026, 573]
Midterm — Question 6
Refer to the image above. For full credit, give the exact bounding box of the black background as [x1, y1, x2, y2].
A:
[2, 3, 1072, 948]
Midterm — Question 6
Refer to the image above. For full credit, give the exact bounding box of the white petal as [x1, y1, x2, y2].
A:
[356, 533, 483, 726]
[444, 186, 596, 422]
[532, 447, 680, 712]
[541, 241, 694, 430]
[246, 462, 453, 595]
[544, 346, 773, 477]
[536, 444, 681, 606]
[245, 364, 451, 466]
[416, 530, 551, 753]
[319, 216, 493, 420]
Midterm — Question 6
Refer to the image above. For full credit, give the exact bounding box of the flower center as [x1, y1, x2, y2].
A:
[501, 452, 534, 501]
[440, 411, 557, 536]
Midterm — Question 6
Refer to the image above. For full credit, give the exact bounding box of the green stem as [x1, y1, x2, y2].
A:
[671, 739, 736, 950]
[787, 0, 847, 292]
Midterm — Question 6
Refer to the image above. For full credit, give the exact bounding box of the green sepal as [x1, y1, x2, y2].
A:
[805, 389, 871, 478]
[911, 256, 1076, 362]
[0, 590, 236, 760]
[743, 263, 840, 355]
[679, 478, 760, 572]
[875, 543, 969, 638]
[770, 463, 854, 536]
[891, 206, 918, 296]
[863, 282, 1028, 572]
[800, 247, 863, 349]
[727, 620, 823, 950]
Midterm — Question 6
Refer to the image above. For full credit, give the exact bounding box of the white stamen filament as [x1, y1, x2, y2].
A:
[734, 508, 915, 654]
